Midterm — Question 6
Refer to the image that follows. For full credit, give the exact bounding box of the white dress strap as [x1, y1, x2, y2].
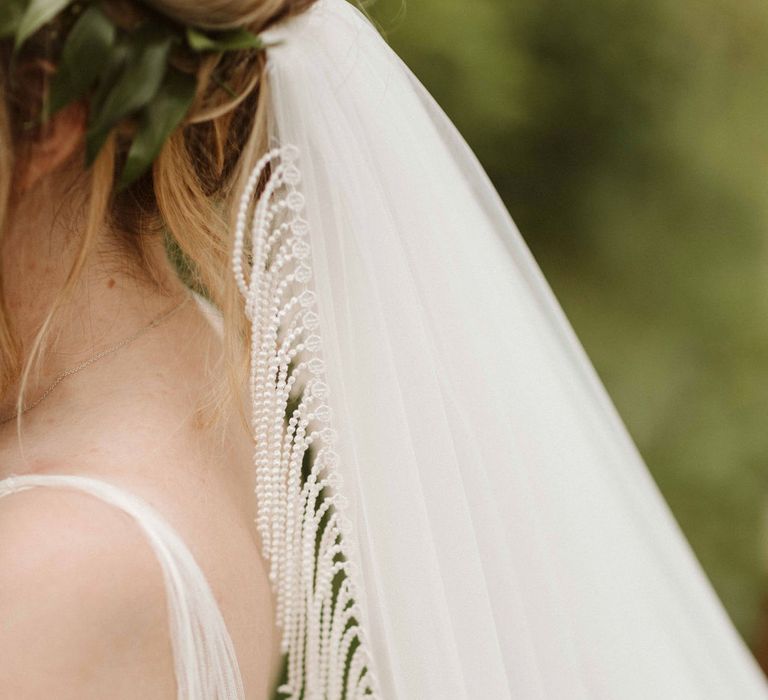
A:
[0, 473, 245, 700]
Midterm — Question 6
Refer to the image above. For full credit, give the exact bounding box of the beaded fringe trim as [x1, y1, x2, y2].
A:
[233, 145, 380, 699]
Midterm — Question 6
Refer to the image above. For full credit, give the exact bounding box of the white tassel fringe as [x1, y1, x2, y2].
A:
[232, 145, 381, 700]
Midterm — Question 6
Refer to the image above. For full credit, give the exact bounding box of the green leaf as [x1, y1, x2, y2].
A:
[15, 0, 72, 49]
[48, 5, 116, 116]
[186, 26, 265, 52]
[117, 67, 196, 191]
[82, 37, 128, 164]
[0, 0, 27, 39]
[85, 23, 174, 165]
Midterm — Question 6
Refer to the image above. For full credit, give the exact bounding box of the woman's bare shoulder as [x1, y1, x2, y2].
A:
[0, 486, 176, 699]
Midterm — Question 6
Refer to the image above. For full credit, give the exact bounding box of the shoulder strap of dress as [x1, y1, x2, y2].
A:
[0, 473, 245, 700]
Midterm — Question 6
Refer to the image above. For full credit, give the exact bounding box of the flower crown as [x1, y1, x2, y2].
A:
[0, 0, 269, 190]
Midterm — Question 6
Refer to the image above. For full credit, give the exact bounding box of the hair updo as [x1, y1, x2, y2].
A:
[0, 0, 317, 410]
[147, 0, 290, 29]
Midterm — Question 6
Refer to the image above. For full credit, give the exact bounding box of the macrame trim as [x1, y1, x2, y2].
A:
[233, 144, 381, 699]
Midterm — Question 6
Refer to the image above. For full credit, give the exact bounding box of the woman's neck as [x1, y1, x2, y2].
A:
[0, 170, 198, 436]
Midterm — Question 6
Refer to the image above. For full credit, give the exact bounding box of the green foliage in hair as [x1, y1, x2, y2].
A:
[1, 0, 268, 190]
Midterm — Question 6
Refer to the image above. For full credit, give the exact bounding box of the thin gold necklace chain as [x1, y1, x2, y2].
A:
[0, 295, 192, 426]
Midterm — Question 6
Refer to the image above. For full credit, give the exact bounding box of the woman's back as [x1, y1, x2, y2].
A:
[0, 474, 278, 700]
[0, 297, 280, 699]
[0, 473, 244, 699]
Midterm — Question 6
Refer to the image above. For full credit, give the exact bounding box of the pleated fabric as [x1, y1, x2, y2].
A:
[250, 1, 768, 697]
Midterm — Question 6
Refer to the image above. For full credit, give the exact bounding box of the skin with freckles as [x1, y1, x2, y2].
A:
[0, 102, 281, 698]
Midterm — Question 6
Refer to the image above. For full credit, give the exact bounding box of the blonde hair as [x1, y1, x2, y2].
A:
[0, 0, 318, 426]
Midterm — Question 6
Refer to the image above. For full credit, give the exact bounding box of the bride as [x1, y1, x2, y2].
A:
[0, 0, 766, 698]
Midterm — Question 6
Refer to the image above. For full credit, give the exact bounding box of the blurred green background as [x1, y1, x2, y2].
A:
[366, 0, 768, 649]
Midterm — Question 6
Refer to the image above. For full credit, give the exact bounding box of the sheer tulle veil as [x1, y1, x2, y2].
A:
[229, 0, 768, 697]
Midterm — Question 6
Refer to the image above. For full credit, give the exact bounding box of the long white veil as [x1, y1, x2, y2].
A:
[232, 0, 768, 697]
